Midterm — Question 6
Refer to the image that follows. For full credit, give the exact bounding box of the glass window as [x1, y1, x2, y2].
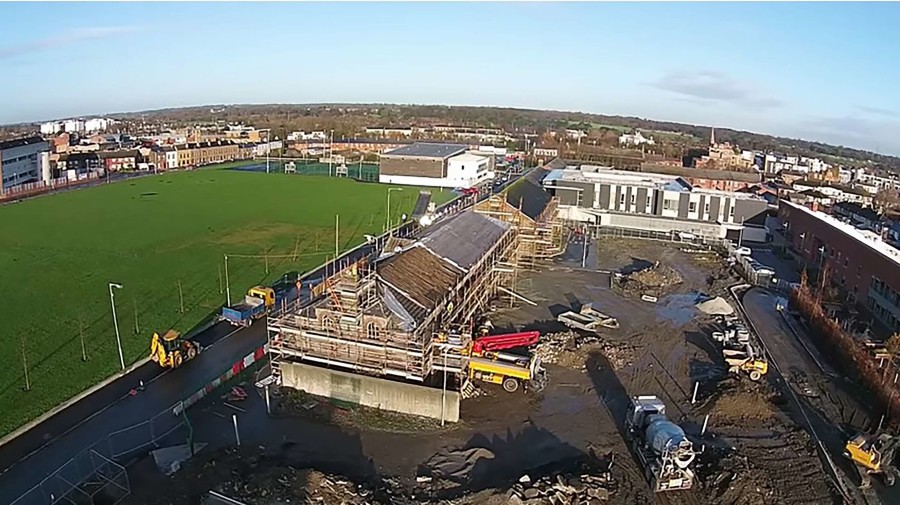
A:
[689, 202, 697, 212]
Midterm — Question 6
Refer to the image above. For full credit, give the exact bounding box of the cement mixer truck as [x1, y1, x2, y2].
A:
[625, 395, 696, 492]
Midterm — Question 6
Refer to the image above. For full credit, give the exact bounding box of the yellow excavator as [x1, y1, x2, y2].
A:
[844, 432, 900, 488]
[150, 330, 202, 369]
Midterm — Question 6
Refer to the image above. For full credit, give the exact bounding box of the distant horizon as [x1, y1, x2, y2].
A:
[2, 3, 898, 154]
[8, 101, 894, 159]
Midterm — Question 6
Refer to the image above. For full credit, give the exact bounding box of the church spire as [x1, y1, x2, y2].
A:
[710, 127, 716, 146]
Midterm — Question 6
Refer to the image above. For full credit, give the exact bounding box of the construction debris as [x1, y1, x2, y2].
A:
[556, 303, 619, 332]
[615, 261, 683, 298]
[534, 331, 635, 370]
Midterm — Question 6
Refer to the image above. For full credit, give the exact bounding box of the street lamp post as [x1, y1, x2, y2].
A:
[329, 129, 335, 177]
[224, 254, 231, 306]
[387, 188, 403, 236]
[108, 282, 125, 371]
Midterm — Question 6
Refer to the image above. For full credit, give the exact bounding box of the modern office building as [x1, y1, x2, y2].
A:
[544, 165, 771, 241]
[0, 136, 51, 192]
[379, 142, 493, 188]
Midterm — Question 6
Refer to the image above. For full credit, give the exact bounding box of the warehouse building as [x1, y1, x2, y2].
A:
[379, 142, 494, 188]
[779, 199, 900, 332]
[544, 165, 770, 241]
[0, 136, 51, 192]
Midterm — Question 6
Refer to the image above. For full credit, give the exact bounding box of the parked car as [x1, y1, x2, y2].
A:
[734, 246, 752, 256]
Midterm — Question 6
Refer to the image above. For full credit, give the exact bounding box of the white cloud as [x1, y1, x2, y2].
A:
[0, 27, 139, 61]
[650, 69, 782, 109]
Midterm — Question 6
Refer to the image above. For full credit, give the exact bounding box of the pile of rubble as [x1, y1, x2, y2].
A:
[617, 262, 683, 297]
[506, 472, 613, 505]
[208, 464, 392, 505]
[534, 331, 635, 370]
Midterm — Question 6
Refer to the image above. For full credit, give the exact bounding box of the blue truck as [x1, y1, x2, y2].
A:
[220, 273, 304, 327]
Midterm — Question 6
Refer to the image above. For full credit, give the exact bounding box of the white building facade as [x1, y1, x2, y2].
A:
[0, 137, 51, 191]
[544, 166, 771, 241]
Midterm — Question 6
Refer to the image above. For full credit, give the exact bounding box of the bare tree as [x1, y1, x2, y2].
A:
[874, 188, 900, 213]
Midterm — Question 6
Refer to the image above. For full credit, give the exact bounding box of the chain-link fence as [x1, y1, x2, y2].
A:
[235, 160, 380, 181]
[11, 401, 188, 505]
[11, 439, 130, 505]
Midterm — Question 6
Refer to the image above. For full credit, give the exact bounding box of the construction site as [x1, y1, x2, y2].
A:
[267, 169, 567, 420]
[73, 167, 900, 505]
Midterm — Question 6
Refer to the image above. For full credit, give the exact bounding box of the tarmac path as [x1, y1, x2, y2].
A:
[0, 320, 268, 504]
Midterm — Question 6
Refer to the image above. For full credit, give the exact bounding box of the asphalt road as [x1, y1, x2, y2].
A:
[741, 287, 899, 504]
[0, 320, 268, 504]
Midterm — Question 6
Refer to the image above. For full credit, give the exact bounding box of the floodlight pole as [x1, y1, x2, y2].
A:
[387, 188, 403, 236]
[108, 282, 125, 371]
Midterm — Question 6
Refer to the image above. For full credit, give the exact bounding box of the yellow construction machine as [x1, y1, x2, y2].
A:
[722, 348, 768, 381]
[467, 354, 546, 393]
[150, 330, 202, 369]
[844, 432, 900, 488]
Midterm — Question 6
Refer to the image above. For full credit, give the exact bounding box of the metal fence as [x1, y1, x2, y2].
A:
[593, 225, 725, 248]
[235, 160, 380, 181]
[11, 440, 130, 505]
[11, 402, 187, 505]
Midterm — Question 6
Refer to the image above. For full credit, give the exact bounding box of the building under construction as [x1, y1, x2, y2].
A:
[268, 165, 566, 389]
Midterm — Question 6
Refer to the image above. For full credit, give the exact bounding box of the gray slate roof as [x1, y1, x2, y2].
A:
[0, 136, 46, 152]
[505, 176, 552, 221]
[420, 210, 510, 270]
[382, 142, 468, 159]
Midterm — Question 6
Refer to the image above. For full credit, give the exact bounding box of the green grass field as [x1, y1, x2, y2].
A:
[0, 170, 451, 436]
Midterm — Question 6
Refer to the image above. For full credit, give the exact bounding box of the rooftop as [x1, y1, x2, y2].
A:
[505, 176, 553, 221]
[639, 163, 761, 183]
[0, 136, 47, 152]
[419, 211, 510, 270]
[450, 152, 491, 164]
[378, 246, 462, 324]
[783, 200, 900, 267]
[382, 142, 468, 159]
[545, 166, 768, 200]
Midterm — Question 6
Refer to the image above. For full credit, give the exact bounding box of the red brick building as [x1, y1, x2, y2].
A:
[779, 200, 900, 331]
[640, 163, 761, 192]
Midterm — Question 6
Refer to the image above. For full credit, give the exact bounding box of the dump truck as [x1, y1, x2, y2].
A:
[221, 286, 274, 327]
[845, 432, 900, 488]
[557, 303, 619, 332]
[221, 280, 302, 327]
[467, 354, 546, 393]
[150, 330, 201, 369]
[625, 395, 696, 492]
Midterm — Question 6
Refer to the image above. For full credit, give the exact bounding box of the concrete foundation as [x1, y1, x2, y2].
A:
[281, 362, 460, 423]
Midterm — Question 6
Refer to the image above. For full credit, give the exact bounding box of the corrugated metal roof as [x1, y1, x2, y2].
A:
[382, 143, 468, 159]
[420, 210, 510, 270]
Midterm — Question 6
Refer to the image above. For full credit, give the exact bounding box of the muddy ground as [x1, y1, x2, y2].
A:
[126, 237, 852, 505]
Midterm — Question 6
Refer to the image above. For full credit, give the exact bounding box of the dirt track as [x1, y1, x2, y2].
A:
[127, 237, 852, 505]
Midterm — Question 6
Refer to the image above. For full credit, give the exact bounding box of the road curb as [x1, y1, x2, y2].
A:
[0, 357, 150, 450]
[0, 318, 218, 450]
[729, 284, 855, 503]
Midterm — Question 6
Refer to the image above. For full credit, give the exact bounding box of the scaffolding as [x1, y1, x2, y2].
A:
[474, 193, 566, 271]
[268, 211, 521, 384]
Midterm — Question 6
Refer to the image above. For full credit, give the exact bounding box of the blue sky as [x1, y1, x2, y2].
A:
[1, 2, 899, 154]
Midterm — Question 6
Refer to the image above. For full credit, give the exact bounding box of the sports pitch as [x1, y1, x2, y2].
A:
[0, 169, 451, 436]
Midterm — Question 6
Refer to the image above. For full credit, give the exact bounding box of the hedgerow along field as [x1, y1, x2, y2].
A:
[0, 169, 452, 437]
